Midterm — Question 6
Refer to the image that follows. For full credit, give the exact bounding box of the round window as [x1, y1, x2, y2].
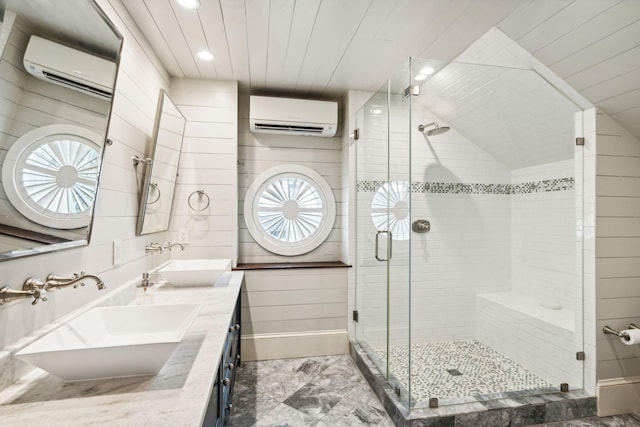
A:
[244, 165, 336, 256]
[2, 124, 102, 229]
[370, 180, 411, 241]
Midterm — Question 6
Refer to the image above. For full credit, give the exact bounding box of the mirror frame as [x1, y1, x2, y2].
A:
[0, 0, 123, 261]
[136, 90, 186, 235]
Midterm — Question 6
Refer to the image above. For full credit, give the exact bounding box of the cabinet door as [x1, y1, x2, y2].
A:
[202, 369, 220, 426]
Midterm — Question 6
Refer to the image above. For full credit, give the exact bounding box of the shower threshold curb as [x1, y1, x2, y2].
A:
[349, 341, 597, 427]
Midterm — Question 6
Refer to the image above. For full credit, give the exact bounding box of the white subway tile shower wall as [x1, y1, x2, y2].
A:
[510, 160, 577, 310]
[0, 0, 170, 373]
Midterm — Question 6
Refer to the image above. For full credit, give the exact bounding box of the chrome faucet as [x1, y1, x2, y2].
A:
[34, 272, 106, 291]
[24, 272, 105, 305]
[1, 272, 106, 305]
[145, 242, 164, 253]
[164, 242, 186, 251]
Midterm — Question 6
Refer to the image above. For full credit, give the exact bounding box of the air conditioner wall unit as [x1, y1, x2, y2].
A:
[23, 36, 116, 100]
[249, 96, 338, 137]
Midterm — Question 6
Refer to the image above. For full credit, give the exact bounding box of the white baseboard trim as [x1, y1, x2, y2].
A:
[597, 375, 640, 416]
[241, 330, 349, 361]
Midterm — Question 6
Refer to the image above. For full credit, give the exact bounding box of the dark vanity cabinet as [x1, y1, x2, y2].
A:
[203, 294, 241, 427]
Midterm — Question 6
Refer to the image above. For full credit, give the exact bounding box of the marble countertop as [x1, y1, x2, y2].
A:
[0, 271, 244, 427]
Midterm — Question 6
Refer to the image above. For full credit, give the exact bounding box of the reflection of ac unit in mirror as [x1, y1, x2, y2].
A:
[249, 96, 338, 137]
[23, 36, 116, 100]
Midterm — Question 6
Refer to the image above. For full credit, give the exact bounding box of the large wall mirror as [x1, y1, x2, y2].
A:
[136, 90, 186, 235]
[0, 0, 122, 260]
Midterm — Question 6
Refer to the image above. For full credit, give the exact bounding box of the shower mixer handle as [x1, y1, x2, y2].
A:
[375, 230, 392, 261]
[412, 219, 431, 233]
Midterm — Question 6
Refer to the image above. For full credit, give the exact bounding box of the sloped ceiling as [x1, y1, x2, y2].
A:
[420, 62, 580, 170]
[120, 0, 640, 140]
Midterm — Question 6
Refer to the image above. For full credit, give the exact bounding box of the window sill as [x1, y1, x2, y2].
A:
[233, 261, 351, 271]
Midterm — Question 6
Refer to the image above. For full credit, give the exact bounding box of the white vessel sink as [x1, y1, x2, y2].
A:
[159, 259, 231, 287]
[16, 303, 200, 382]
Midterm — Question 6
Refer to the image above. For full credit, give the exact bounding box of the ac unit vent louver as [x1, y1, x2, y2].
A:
[253, 124, 325, 134]
[41, 71, 112, 99]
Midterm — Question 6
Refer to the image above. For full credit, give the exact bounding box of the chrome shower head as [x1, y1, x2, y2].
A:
[418, 122, 450, 136]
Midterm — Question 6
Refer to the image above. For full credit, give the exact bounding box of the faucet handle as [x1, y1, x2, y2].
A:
[31, 288, 48, 305]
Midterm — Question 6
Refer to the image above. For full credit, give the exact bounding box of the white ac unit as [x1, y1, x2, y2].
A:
[23, 36, 116, 100]
[249, 96, 338, 137]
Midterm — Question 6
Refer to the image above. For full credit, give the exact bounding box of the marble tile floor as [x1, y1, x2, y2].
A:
[229, 355, 394, 426]
[230, 355, 640, 427]
[532, 412, 640, 426]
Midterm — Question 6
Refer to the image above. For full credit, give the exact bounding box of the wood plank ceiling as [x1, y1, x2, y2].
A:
[120, 0, 640, 139]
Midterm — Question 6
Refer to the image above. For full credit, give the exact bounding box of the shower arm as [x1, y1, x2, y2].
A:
[418, 122, 437, 132]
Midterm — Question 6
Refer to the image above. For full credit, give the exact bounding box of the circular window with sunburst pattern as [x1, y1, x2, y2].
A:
[2, 124, 102, 229]
[371, 180, 410, 241]
[244, 165, 336, 256]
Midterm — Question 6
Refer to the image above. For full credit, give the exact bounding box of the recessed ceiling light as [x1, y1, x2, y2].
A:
[414, 74, 427, 81]
[419, 66, 435, 75]
[371, 108, 382, 115]
[177, 0, 200, 8]
[197, 50, 214, 61]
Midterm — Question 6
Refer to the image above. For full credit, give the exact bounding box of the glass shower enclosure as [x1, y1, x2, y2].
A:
[354, 57, 584, 411]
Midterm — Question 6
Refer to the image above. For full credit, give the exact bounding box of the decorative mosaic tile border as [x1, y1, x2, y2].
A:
[357, 177, 574, 195]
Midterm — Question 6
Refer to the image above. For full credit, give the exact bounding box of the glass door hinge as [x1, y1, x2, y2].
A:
[352, 310, 359, 322]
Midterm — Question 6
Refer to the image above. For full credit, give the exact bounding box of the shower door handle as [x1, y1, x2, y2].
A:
[375, 230, 392, 261]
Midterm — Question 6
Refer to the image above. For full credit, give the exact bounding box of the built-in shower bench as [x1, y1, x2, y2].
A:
[476, 291, 583, 393]
[477, 291, 575, 332]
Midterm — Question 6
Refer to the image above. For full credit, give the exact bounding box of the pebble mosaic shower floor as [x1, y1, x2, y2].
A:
[373, 339, 554, 402]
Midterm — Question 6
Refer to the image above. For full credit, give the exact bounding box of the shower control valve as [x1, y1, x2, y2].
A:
[412, 219, 431, 233]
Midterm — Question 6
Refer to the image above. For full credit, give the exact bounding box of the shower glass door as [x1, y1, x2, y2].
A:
[355, 69, 412, 406]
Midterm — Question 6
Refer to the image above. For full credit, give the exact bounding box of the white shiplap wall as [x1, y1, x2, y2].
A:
[237, 94, 345, 264]
[236, 94, 349, 360]
[167, 78, 238, 262]
[595, 112, 640, 382]
[0, 0, 171, 375]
